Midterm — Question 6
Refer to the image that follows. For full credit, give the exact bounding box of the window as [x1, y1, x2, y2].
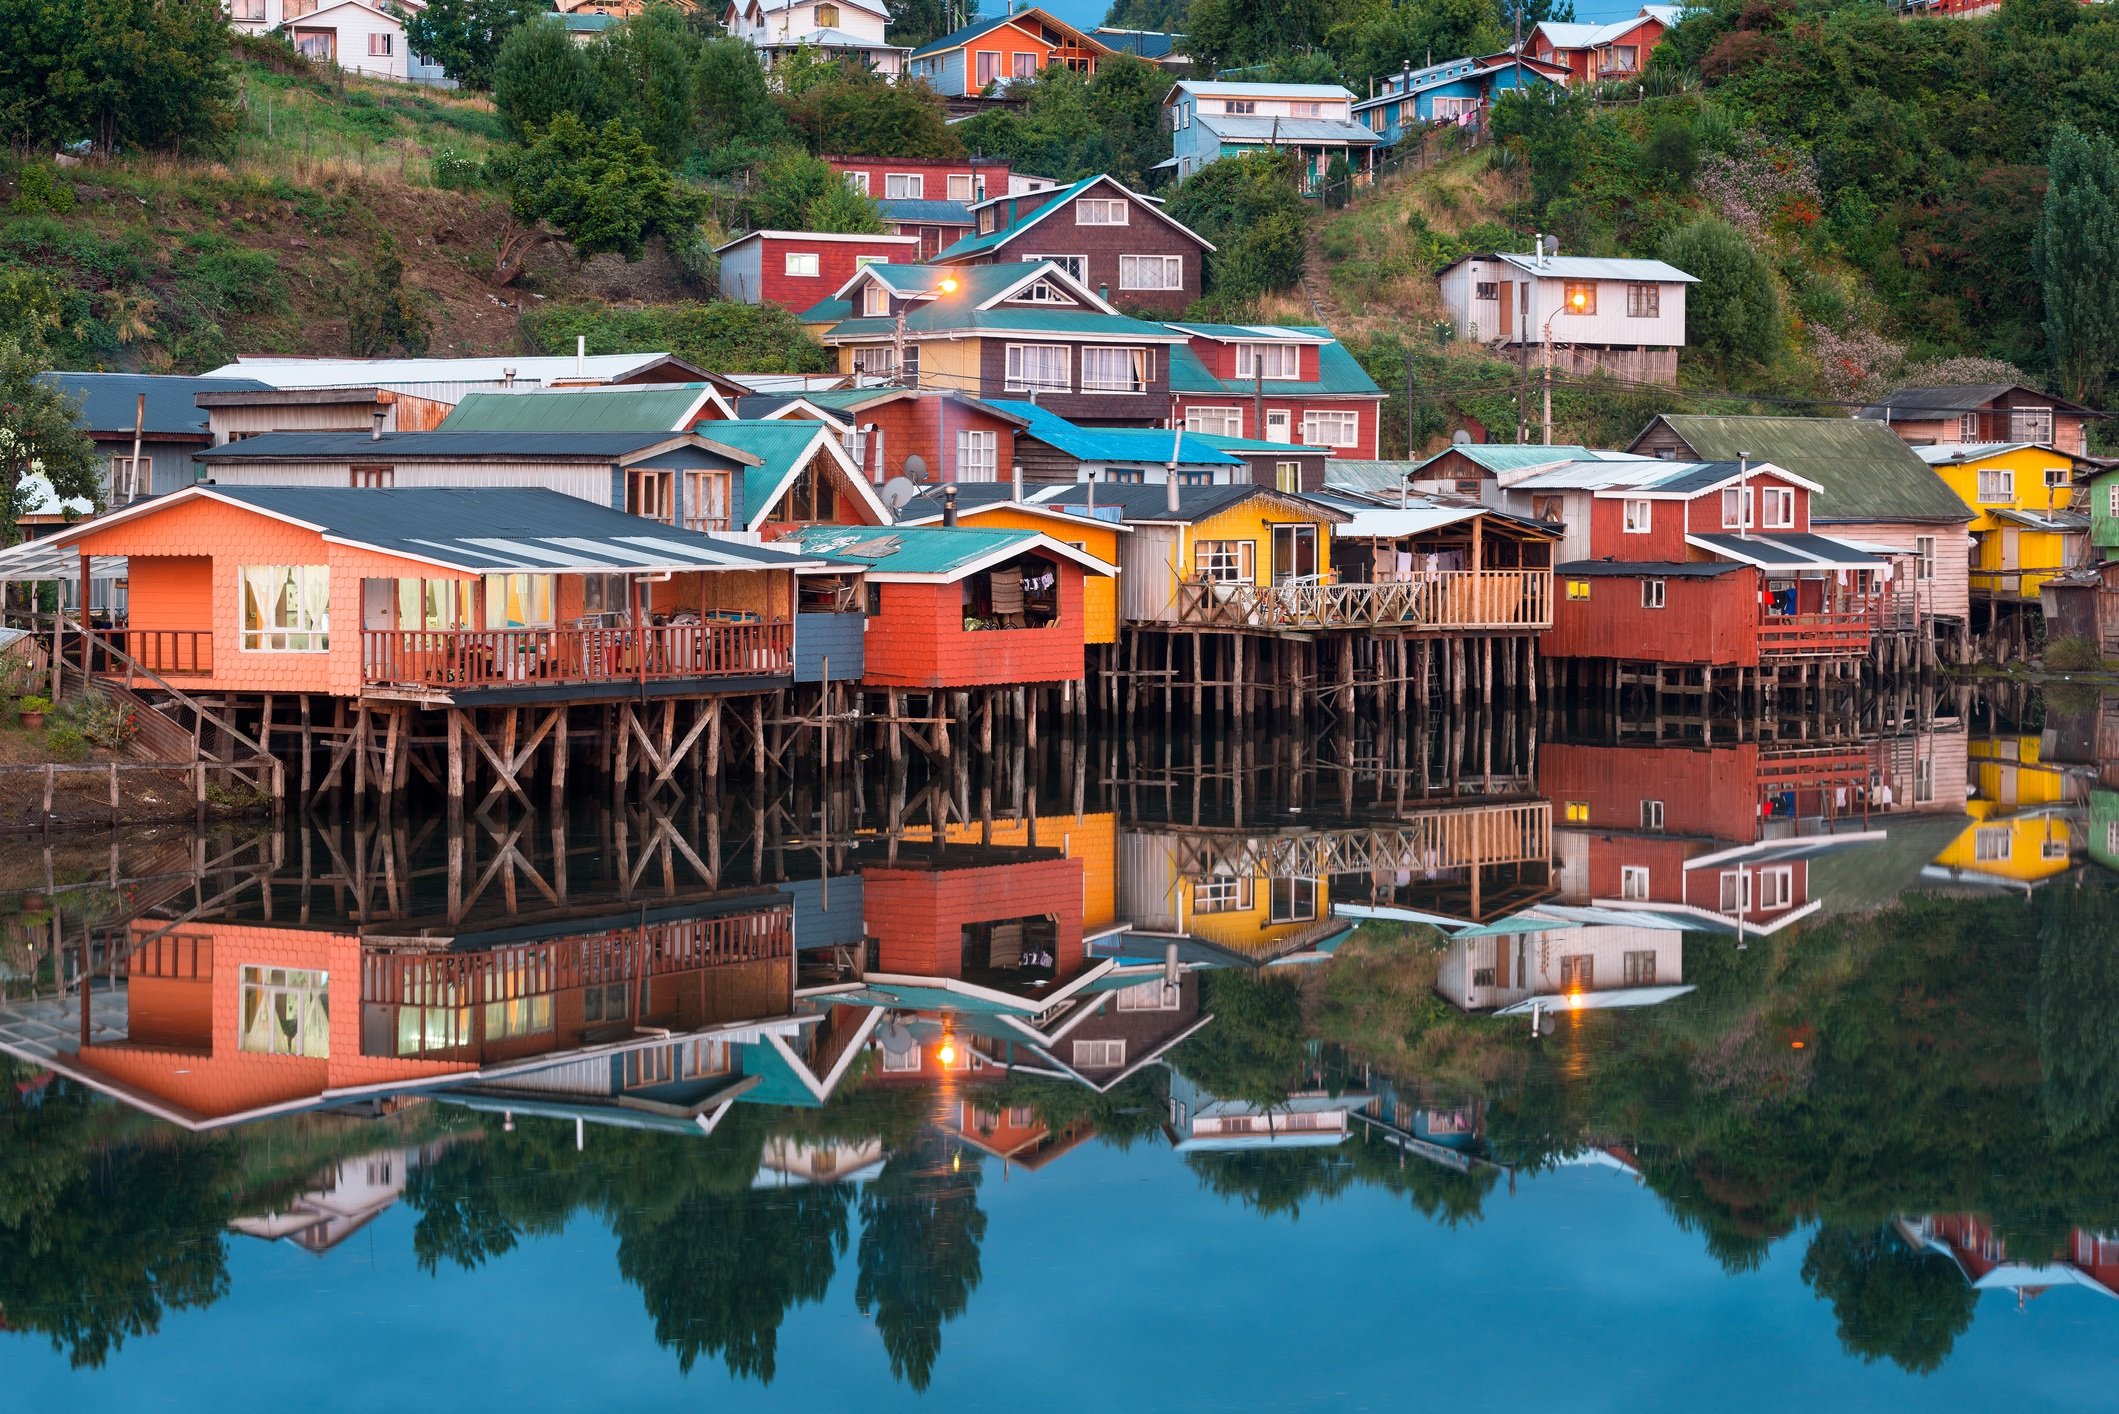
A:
[291, 27, 332, 58]
[1081, 345, 1149, 393]
[1974, 826, 2012, 863]
[1193, 872, 1255, 912]
[1622, 951, 1657, 985]
[1076, 198, 1129, 225]
[369, 32, 393, 56]
[1005, 343, 1070, 392]
[1270, 523, 1318, 584]
[1564, 801, 1590, 822]
[956, 429, 998, 482]
[481, 573, 555, 628]
[1073, 1038, 1126, 1067]
[883, 173, 923, 199]
[240, 565, 330, 651]
[975, 50, 1001, 86]
[1120, 254, 1183, 290]
[240, 966, 329, 1057]
[1958, 412, 1980, 441]
[844, 170, 869, 194]
[1977, 466, 2014, 503]
[349, 464, 393, 488]
[1193, 539, 1255, 584]
[1626, 282, 1659, 317]
[1563, 281, 1597, 315]
[485, 995, 554, 1042]
[1116, 980, 1182, 1011]
[398, 577, 472, 631]
[1236, 343, 1298, 380]
[861, 282, 890, 317]
[1185, 407, 1243, 436]
[1640, 799, 1664, 831]
[1012, 51, 1038, 79]
[1915, 756, 1934, 805]
[1559, 955, 1594, 989]
[231, 0, 264, 17]
[1721, 486, 1754, 529]
[108, 454, 152, 501]
[1622, 498, 1652, 533]
[813, 1, 839, 23]
[1275, 461, 1302, 493]
[785, 251, 820, 278]
[1269, 877, 1318, 923]
[1757, 866, 1794, 911]
[881, 1046, 921, 1073]
[685, 469, 732, 531]
[1915, 535, 1936, 581]
[1620, 865, 1649, 900]
[1301, 410, 1361, 448]
[1014, 277, 1075, 305]
[1760, 486, 1795, 528]
[1641, 578, 1665, 609]
[1177, 468, 1215, 487]
[1566, 578, 1591, 600]
[2009, 408, 2053, 444]
[946, 172, 973, 202]
[1224, 99, 1257, 115]
[851, 345, 896, 379]
[626, 468, 675, 523]
[1475, 281, 1499, 300]
[1472, 967, 1496, 988]
[1719, 869, 1751, 914]
[1026, 254, 1085, 282]
[2045, 465, 2071, 490]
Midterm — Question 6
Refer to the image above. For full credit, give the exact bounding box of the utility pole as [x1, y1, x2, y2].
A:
[1542, 339, 1553, 446]
[1404, 357, 1416, 459]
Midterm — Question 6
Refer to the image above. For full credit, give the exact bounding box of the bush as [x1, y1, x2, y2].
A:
[429, 145, 484, 190]
[2043, 635, 2104, 672]
[45, 723, 86, 761]
[9, 164, 73, 216]
[1661, 215, 1783, 376]
[17, 695, 51, 715]
[520, 299, 832, 374]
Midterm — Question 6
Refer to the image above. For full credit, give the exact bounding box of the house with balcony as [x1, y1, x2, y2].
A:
[905, 8, 1110, 96]
[807, 260, 1188, 428]
[723, 0, 909, 80]
[931, 174, 1212, 315]
[1523, 5, 1689, 84]
[1436, 250, 1697, 386]
[1168, 323, 1387, 458]
[894, 488, 1128, 647]
[1433, 907, 1691, 1015]
[1857, 382, 2100, 456]
[1353, 52, 1567, 146]
[1162, 80, 1380, 189]
[1914, 442, 2092, 605]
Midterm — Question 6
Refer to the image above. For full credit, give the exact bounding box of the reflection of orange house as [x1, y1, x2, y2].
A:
[861, 845, 1098, 1006]
[944, 1100, 1094, 1170]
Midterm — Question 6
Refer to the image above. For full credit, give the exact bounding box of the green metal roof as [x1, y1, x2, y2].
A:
[933, 178, 1100, 261]
[784, 523, 1039, 576]
[1190, 431, 1328, 456]
[1167, 333, 1383, 398]
[704, 420, 834, 524]
[438, 387, 713, 434]
[738, 1039, 827, 1108]
[799, 296, 851, 323]
[1639, 416, 1973, 524]
[1326, 458, 1422, 492]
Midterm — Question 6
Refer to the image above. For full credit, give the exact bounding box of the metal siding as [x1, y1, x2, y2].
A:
[1117, 831, 1181, 931]
[1122, 523, 1182, 622]
[793, 610, 866, 682]
[780, 875, 868, 953]
[718, 240, 763, 303]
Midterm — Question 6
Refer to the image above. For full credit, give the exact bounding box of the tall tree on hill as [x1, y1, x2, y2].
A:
[1183, 0, 1331, 68]
[492, 18, 605, 137]
[0, 0, 235, 153]
[778, 67, 963, 159]
[2036, 124, 2119, 406]
[398, 0, 545, 91]
[1660, 216, 1782, 378]
[0, 338, 98, 547]
[589, 6, 703, 167]
[489, 114, 704, 285]
[1103, 0, 1189, 30]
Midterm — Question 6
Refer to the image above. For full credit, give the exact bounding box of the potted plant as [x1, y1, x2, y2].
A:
[17, 696, 51, 731]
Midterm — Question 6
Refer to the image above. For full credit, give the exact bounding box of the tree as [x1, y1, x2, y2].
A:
[1800, 1226, 1978, 1376]
[0, 339, 98, 546]
[492, 17, 604, 138]
[1102, 0, 1187, 29]
[749, 148, 844, 230]
[522, 300, 835, 373]
[2032, 878, 2119, 1140]
[1332, 0, 1509, 94]
[343, 233, 432, 357]
[1165, 150, 1310, 309]
[854, 1135, 987, 1391]
[1171, 971, 1312, 1108]
[0, 0, 235, 153]
[589, 6, 706, 168]
[694, 36, 786, 157]
[398, 0, 545, 91]
[491, 114, 705, 286]
[889, 0, 972, 48]
[803, 180, 890, 234]
[2036, 124, 2119, 405]
[1661, 216, 1783, 376]
[778, 69, 962, 159]
[1183, 0, 1331, 67]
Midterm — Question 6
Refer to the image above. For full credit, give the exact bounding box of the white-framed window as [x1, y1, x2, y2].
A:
[1004, 343, 1070, 392]
[1185, 406, 1243, 436]
[1719, 869, 1752, 913]
[1193, 872, 1254, 911]
[2045, 465, 2071, 490]
[974, 50, 1001, 86]
[1640, 799, 1664, 831]
[1236, 343, 1299, 379]
[1120, 253, 1183, 290]
[956, 428, 998, 482]
[1958, 412, 1979, 441]
[369, 32, 392, 55]
[1116, 979, 1182, 1011]
[1076, 198, 1129, 225]
[1620, 865, 1649, 900]
[1275, 461, 1302, 493]
[2010, 408, 2053, 444]
[862, 283, 890, 316]
[1760, 485, 1795, 528]
[2108, 484, 2119, 519]
[1915, 535, 1936, 581]
[1915, 756, 1934, 804]
[881, 1045, 920, 1072]
[1026, 254, 1085, 281]
[851, 345, 896, 378]
[1301, 410, 1360, 448]
[1721, 486, 1753, 529]
[1012, 51, 1038, 79]
[1193, 539, 1255, 584]
[350, 465, 392, 488]
[1974, 825, 2012, 863]
[1757, 866, 1794, 911]
[785, 251, 820, 277]
[1269, 877, 1317, 923]
[1642, 578, 1665, 609]
[239, 965, 329, 1057]
[109, 454, 153, 500]
[1622, 498, 1652, 533]
[946, 172, 973, 201]
[240, 565, 330, 651]
[231, 0, 265, 17]
[1626, 282, 1659, 318]
[1015, 277, 1076, 304]
[1978, 466, 2014, 503]
[1224, 99, 1257, 115]
[844, 170, 870, 194]
[884, 173, 923, 199]
[1081, 345, 1150, 393]
[1073, 1038, 1125, 1067]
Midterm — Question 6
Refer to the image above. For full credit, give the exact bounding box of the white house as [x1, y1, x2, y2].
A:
[1435, 249, 1697, 386]
[1162, 80, 1381, 191]
[223, 0, 448, 83]
[723, 0, 909, 81]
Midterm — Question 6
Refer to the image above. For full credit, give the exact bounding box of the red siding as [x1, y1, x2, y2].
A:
[1541, 742, 1769, 842]
[1544, 569, 1763, 666]
[1678, 472, 1811, 538]
[741, 233, 919, 310]
[1589, 495, 1687, 561]
[828, 155, 1012, 204]
[864, 857, 1086, 983]
[1172, 394, 1383, 460]
[851, 396, 1022, 485]
[862, 569, 1088, 688]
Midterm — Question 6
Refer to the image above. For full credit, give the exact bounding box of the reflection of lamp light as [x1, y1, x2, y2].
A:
[1568, 991, 1583, 1010]
[937, 1027, 958, 1066]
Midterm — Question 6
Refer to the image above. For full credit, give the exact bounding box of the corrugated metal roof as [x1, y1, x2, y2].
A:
[780, 523, 1122, 582]
[933, 178, 1101, 261]
[1166, 336, 1383, 398]
[1639, 416, 1974, 523]
[1013, 482, 1352, 525]
[989, 399, 1241, 464]
[197, 430, 749, 462]
[1406, 443, 1623, 476]
[1093, 26, 1181, 58]
[439, 388, 716, 434]
[1687, 531, 1886, 570]
[1853, 384, 2093, 419]
[702, 420, 841, 523]
[1506, 457, 1719, 490]
[201, 353, 704, 390]
[1167, 322, 1328, 343]
[1485, 253, 1698, 283]
[1556, 559, 1743, 577]
[878, 198, 975, 224]
[1197, 114, 1382, 145]
[1174, 80, 1356, 99]
[1331, 503, 1484, 539]
[1326, 459, 1422, 493]
[1187, 432, 1330, 456]
[45, 372, 270, 437]
[1911, 441, 2048, 464]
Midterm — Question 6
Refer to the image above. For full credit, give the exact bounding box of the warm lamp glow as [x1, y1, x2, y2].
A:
[1569, 291, 1587, 310]
[937, 276, 959, 294]
[1567, 991, 1583, 1010]
[937, 1042, 957, 1065]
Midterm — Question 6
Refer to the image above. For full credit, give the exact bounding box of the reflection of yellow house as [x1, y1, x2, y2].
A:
[1916, 443, 2091, 600]
[1930, 736, 2079, 886]
[1971, 735, 2068, 811]
[1118, 830, 1335, 962]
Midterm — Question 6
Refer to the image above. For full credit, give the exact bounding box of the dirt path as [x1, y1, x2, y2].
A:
[1299, 208, 1351, 331]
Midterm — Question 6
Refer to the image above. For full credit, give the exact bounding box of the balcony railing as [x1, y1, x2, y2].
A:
[360, 621, 792, 690]
[1970, 567, 2060, 600]
[95, 629, 213, 677]
[1176, 570, 1552, 632]
[1755, 610, 1873, 659]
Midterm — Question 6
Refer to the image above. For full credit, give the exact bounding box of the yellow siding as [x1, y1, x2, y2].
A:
[1927, 445, 2085, 600]
[1969, 736, 2068, 810]
[1933, 807, 2073, 885]
[1178, 872, 1331, 958]
[1178, 500, 1339, 593]
[953, 505, 1121, 644]
[912, 339, 982, 394]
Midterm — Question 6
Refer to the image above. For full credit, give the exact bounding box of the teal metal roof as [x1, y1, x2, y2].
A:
[1189, 431, 1328, 456]
[1327, 459, 1422, 492]
[1405, 442, 1618, 477]
[799, 296, 851, 323]
[738, 1040, 827, 1108]
[438, 387, 714, 434]
[1167, 332, 1383, 398]
[933, 178, 1100, 262]
[988, 398, 1241, 465]
[784, 523, 1039, 577]
[704, 420, 832, 521]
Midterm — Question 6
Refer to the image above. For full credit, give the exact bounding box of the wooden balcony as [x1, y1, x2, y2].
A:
[1175, 801, 1552, 879]
[1175, 570, 1553, 634]
[96, 629, 213, 678]
[1970, 568, 2060, 601]
[360, 621, 792, 690]
[1755, 611, 1872, 660]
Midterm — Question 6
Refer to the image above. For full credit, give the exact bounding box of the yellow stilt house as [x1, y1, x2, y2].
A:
[1915, 443, 2093, 602]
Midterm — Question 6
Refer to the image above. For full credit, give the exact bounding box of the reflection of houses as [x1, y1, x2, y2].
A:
[1119, 827, 1344, 967]
[229, 1142, 442, 1252]
[942, 1100, 1094, 1171]
[1353, 1077, 1489, 1173]
[961, 970, 1214, 1092]
[755, 1135, 888, 1188]
[1432, 906, 1690, 1014]
[1165, 1068, 1372, 1151]
[1925, 736, 2082, 892]
[1897, 1215, 2119, 1304]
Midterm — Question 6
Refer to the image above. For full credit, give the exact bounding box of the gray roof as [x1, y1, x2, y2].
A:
[1557, 559, 1745, 577]
[1857, 384, 2095, 419]
[1633, 416, 1973, 524]
[1689, 531, 1887, 570]
[90, 486, 829, 575]
[196, 430, 743, 463]
[1476, 253, 1698, 284]
[906, 481, 1349, 526]
[45, 372, 270, 439]
[1325, 459, 1423, 493]
[1197, 113, 1382, 146]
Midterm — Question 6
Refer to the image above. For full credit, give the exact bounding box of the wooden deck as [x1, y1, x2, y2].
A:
[360, 622, 792, 690]
[1755, 611, 1873, 660]
[1173, 800, 1553, 880]
[1174, 570, 1552, 634]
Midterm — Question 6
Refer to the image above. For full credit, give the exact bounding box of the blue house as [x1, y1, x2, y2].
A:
[1351, 52, 1569, 147]
[1161, 80, 1381, 190]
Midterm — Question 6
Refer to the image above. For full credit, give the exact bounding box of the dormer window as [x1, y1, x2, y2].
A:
[814, 1, 838, 24]
[863, 283, 890, 317]
[1015, 278, 1074, 304]
[1235, 343, 1298, 380]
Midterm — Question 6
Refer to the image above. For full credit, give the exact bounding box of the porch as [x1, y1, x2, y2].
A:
[359, 620, 792, 691]
[1175, 569, 1552, 632]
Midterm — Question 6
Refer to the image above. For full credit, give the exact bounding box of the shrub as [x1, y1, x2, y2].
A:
[2044, 635, 2104, 672]
[429, 145, 484, 190]
[45, 723, 86, 761]
[9, 164, 74, 216]
[18, 695, 51, 715]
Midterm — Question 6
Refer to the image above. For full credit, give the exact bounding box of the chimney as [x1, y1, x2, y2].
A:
[942, 484, 959, 526]
[575, 334, 586, 377]
[1099, 283, 1109, 304]
[502, 367, 517, 388]
[1011, 461, 1022, 502]
[370, 411, 385, 441]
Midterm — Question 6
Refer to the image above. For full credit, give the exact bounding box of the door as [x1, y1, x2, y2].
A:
[1264, 409, 1292, 444]
[361, 579, 393, 681]
[2000, 528, 2020, 581]
[1271, 524, 1318, 585]
[1497, 280, 1513, 339]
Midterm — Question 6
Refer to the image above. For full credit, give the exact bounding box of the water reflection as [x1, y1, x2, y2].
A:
[4, 691, 2119, 1396]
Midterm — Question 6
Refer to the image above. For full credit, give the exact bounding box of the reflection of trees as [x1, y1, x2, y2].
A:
[1341, 1132, 1500, 1227]
[1800, 1225, 1977, 1375]
[854, 1131, 986, 1392]
[1174, 971, 1311, 1107]
[2033, 882, 2119, 1141]
[994, 1067, 1168, 1148]
[1185, 1146, 1353, 1219]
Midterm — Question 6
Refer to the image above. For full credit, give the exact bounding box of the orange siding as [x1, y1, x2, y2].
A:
[861, 568, 1088, 688]
[864, 856, 1086, 982]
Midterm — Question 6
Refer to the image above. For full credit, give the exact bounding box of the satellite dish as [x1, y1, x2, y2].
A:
[881, 476, 920, 512]
[902, 454, 928, 483]
[1541, 234, 1559, 257]
[1451, 429, 1472, 445]
[877, 1018, 917, 1058]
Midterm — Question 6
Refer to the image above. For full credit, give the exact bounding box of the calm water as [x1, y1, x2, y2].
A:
[5, 692, 2119, 1410]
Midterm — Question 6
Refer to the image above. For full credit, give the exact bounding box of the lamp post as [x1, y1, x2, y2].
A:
[1541, 284, 1588, 445]
[891, 272, 959, 390]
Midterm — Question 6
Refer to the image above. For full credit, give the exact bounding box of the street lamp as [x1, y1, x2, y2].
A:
[1540, 288, 1587, 445]
[892, 273, 959, 390]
